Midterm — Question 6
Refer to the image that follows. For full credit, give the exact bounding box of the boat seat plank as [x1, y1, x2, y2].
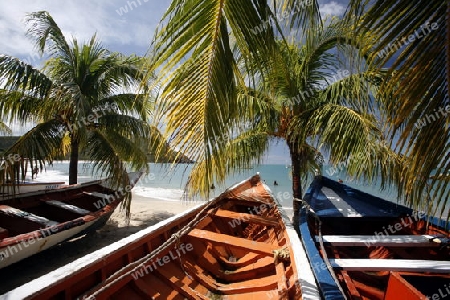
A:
[316, 235, 441, 247]
[215, 209, 280, 228]
[330, 259, 450, 273]
[183, 259, 279, 295]
[44, 200, 91, 215]
[217, 274, 279, 294]
[0, 205, 59, 227]
[187, 229, 278, 255]
[213, 250, 264, 268]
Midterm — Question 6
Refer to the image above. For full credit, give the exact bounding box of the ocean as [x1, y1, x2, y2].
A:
[31, 161, 400, 210]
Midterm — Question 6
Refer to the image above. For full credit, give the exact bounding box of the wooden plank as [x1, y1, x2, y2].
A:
[330, 259, 450, 273]
[44, 200, 91, 215]
[214, 251, 263, 268]
[187, 229, 278, 255]
[217, 274, 279, 294]
[215, 209, 280, 228]
[0, 205, 59, 227]
[317, 235, 440, 247]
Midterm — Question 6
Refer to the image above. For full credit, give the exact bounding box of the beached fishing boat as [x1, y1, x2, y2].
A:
[0, 171, 142, 269]
[296, 175, 450, 299]
[2, 174, 319, 299]
[0, 181, 66, 197]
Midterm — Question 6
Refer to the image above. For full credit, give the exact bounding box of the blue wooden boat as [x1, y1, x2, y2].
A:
[296, 175, 450, 299]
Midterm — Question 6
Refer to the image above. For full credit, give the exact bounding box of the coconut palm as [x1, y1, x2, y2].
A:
[195, 21, 404, 198]
[0, 11, 161, 217]
[149, 0, 403, 199]
[345, 1, 449, 217]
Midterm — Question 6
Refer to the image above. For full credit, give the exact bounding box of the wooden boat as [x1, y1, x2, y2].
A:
[0, 181, 66, 197]
[296, 175, 450, 299]
[0, 171, 143, 269]
[2, 174, 320, 299]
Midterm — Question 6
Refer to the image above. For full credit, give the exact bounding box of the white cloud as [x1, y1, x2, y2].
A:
[320, 1, 346, 17]
[0, 0, 169, 135]
[0, 0, 169, 61]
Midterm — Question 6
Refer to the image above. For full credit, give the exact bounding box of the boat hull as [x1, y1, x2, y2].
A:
[0, 211, 112, 269]
[0, 182, 66, 197]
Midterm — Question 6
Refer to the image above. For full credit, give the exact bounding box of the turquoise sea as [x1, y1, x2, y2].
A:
[31, 161, 401, 211]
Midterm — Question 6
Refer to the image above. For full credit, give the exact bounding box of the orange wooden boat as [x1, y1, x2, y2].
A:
[0, 172, 142, 269]
[297, 175, 450, 300]
[2, 174, 319, 299]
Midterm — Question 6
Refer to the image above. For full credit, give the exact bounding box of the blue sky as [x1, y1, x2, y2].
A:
[0, 0, 349, 164]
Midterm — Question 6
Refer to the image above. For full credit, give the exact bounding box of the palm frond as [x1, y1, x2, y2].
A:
[25, 11, 72, 58]
[0, 120, 64, 184]
[295, 104, 403, 189]
[280, 0, 322, 34]
[0, 122, 12, 135]
[186, 129, 270, 198]
[0, 55, 52, 99]
[83, 130, 145, 221]
[347, 0, 449, 216]
[149, 0, 291, 186]
[0, 89, 47, 123]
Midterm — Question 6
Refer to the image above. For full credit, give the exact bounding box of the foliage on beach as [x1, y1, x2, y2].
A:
[0, 11, 162, 218]
[148, 0, 404, 199]
[346, 0, 449, 217]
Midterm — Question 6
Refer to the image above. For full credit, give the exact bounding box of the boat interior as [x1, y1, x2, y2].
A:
[0, 182, 118, 239]
[302, 176, 450, 299]
[21, 178, 302, 299]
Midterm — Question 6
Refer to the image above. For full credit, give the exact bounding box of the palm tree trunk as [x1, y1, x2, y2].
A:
[288, 141, 303, 199]
[69, 137, 79, 184]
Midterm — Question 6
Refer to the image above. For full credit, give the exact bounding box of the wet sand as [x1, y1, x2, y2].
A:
[0, 194, 200, 295]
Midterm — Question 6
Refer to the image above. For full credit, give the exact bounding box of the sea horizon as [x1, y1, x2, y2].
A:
[28, 160, 408, 210]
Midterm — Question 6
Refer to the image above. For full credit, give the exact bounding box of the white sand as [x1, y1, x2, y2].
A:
[110, 194, 201, 227]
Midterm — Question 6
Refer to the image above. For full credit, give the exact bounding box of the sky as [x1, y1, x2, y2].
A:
[0, 0, 348, 164]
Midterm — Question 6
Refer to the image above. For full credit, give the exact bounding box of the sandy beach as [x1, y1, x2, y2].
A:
[0, 193, 200, 295]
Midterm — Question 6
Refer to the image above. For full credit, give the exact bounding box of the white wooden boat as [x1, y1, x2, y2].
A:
[0, 172, 142, 269]
[0, 181, 66, 197]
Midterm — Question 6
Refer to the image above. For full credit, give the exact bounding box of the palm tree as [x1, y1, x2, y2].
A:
[149, 0, 402, 199]
[0, 11, 160, 217]
[345, 1, 449, 217]
[190, 20, 402, 199]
